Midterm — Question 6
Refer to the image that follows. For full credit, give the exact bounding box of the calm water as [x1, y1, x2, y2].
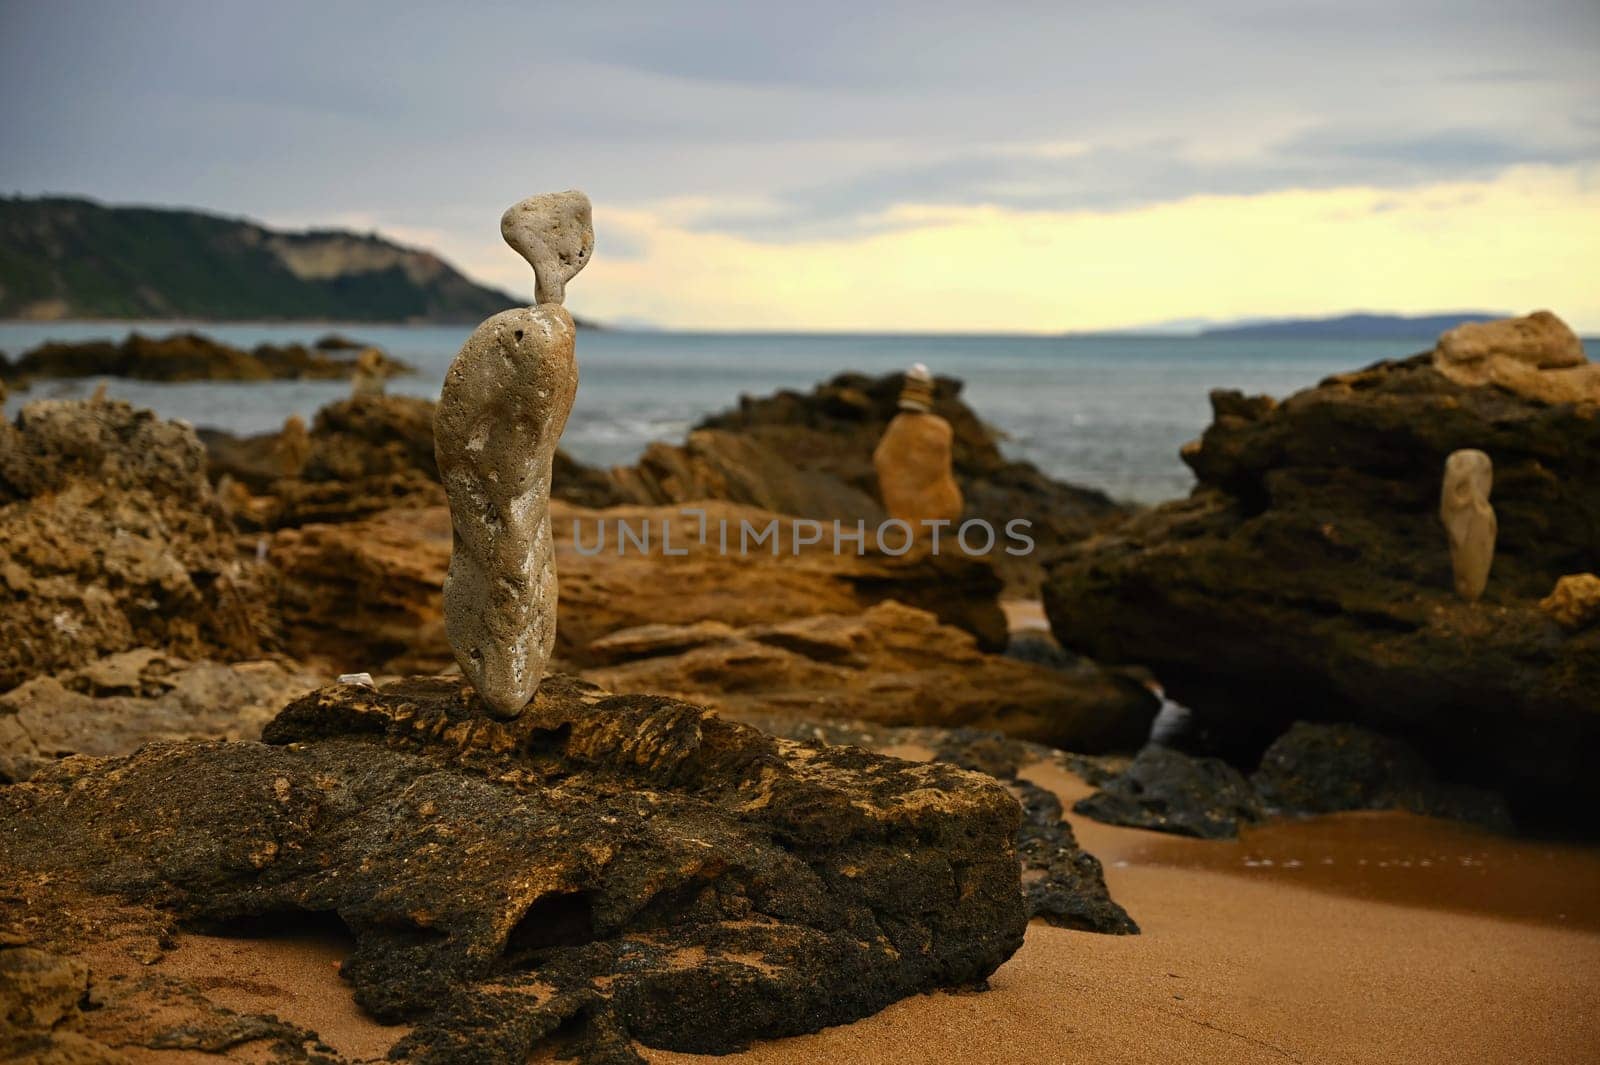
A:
[0, 322, 1439, 503]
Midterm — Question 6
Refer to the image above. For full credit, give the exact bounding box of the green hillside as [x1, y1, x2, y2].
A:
[0, 196, 529, 323]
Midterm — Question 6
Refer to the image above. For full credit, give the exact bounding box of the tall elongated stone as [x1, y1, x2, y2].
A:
[1440, 448, 1496, 602]
[434, 191, 591, 717]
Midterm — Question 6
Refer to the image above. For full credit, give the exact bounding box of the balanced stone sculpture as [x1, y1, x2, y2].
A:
[435, 191, 591, 717]
[873, 363, 964, 530]
[1440, 448, 1496, 601]
[350, 347, 387, 398]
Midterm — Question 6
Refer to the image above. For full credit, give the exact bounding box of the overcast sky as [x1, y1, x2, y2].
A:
[3, 0, 1597, 330]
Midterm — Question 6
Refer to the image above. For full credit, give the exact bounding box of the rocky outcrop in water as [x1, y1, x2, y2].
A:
[0, 675, 1028, 1064]
[2, 331, 412, 386]
[1044, 337, 1600, 822]
[0, 397, 272, 692]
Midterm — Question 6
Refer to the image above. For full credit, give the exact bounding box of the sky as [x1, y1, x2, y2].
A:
[1, 0, 1597, 332]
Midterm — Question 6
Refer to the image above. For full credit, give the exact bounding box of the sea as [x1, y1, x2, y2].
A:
[0, 322, 1446, 504]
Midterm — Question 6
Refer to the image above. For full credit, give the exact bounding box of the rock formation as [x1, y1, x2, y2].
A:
[583, 600, 1158, 753]
[1251, 722, 1511, 830]
[0, 649, 318, 782]
[0, 675, 1028, 1063]
[873, 363, 965, 530]
[435, 191, 590, 717]
[1432, 310, 1598, 404]
[271, 413, 311, 476]
[1540, 573, 1600, 630]
[1440, 448, 1496, 601]
[692, 370, 1126, 593]
[1073, 722, 1514, 839]
[202, 394, 448, 528]
[1073, 746, 1265, 840]
[0, 331, 413, 386]
[0, 396, 271, 691]
[1044, 348, 1600, 821]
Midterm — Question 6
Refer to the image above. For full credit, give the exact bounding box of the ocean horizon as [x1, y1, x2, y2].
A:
[0, 319, 1502, 503]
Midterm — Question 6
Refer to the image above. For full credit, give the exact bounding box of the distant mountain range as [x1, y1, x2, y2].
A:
[0, 196, 579, 324]
[1084, 311, 1514, 340]
[1196, 312, 1510, 340]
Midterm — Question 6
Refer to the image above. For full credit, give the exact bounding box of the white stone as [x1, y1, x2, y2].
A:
[1440, 449, 1496, 602]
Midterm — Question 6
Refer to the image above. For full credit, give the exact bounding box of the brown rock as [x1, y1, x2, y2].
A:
[259, 501, 1011, 678]
[1434, 309, 1586, 381]
[1045, 353, 1600, 821]
[610, 428, 884, 523]
[0, 650, 319, 780]
[583, 600, 1157, 753]
[685, 370, 1128, 593]
[1540, 573, 1600, 630]
[1, 331, 413, 385]
[0, 675, 1029, 1063]
[553, 500, 1010, 657]
[264, 507, 452, 675]
[1431, 310, 1597, 403]
[0, 398, 271, 692]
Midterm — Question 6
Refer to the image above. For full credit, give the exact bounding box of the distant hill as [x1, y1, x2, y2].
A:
[1198, 312, 1509, 341]
[0, 196, 582, 324]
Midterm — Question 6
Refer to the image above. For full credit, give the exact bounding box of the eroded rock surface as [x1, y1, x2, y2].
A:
[1432, 310, 1591, 399]
[1045, 352, 1600, 821]
[202, 395, 449, 529]
[584, 600, 1157, 754]
[0, 675, 1028, 1064]
[259, 501, 1011, 679]
[0, 397, 272, 692]
[0, 649, 319, 781]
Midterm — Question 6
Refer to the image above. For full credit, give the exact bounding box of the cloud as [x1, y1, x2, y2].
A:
[1, 0, 1596, 328]
[573, 165, 1600, 333]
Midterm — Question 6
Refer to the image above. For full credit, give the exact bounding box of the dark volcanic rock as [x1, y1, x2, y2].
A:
[1045, 353, 1600, 822]
[1073, 745, 1264, 840]
[723, 720, 1137, 936]
[3, 331, 412, 385]
[923, 728, 1136, 933]
[1253, 722, 1513, 831]
[0, 397, 272, 692]
[0, 675, 1028, 1064]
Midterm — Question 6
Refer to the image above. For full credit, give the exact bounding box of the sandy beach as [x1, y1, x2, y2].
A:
[645, 758, 1600, 1065]
[92, 753, 1599, 1065]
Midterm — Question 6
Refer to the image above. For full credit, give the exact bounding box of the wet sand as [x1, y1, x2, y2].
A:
[106, 753, 1600, 1064]
[646, 758, 1600, 1065]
